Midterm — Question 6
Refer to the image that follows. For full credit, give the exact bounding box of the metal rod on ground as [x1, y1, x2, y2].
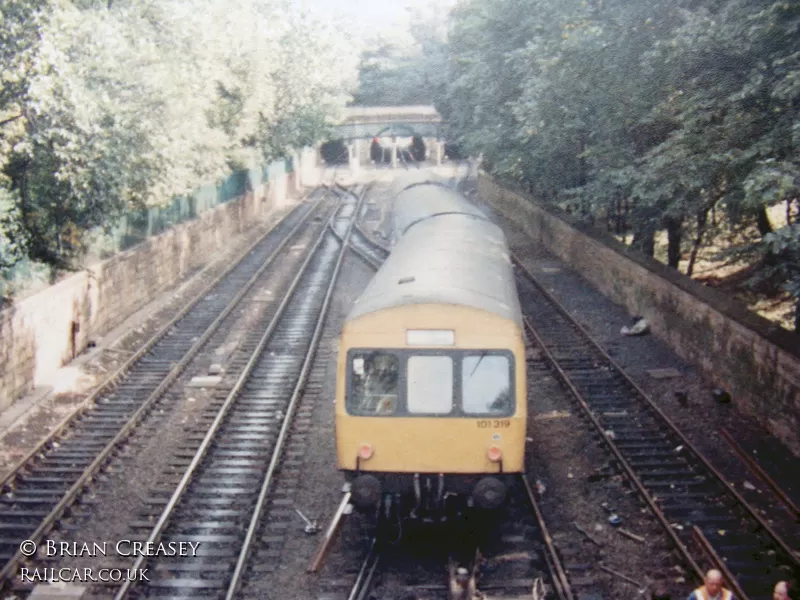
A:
[573, 521, 603, 547]
[719, 428, 800, 521]
[618, 528, 646, 544]
[308, 491, 353, 573]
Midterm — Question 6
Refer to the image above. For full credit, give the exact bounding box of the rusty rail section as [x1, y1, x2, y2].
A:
[521, 474, 575, 600]
[719, 428, 800, 521]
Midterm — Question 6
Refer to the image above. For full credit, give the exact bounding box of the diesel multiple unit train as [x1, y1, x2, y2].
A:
[334, 172, 527, 526]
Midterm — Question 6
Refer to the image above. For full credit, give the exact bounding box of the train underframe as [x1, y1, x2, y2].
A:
[344, 470, 515, 538]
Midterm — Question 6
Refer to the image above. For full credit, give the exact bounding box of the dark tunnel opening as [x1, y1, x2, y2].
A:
[320, 139, 349, 164]
[370, 135, 426, 164]
[444, 143, 466, 160]
[410, 135, 426, 161]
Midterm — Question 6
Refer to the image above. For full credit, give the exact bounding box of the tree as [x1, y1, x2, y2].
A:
[0, 0, 358, 275]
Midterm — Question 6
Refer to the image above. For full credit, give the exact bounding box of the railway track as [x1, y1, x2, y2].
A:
[0, 187, 337, 592]
[329, 476, 571, 600]
[513, 255, 800, 600]
[95, 188, 366, 599]
[327, 185, 389, 271]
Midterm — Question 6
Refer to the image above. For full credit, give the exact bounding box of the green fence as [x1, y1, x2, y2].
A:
[1, 157, 293, 298]
[112, 159, 289, 252]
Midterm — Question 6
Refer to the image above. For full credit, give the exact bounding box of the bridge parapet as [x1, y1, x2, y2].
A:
[323, 105, 446, 169]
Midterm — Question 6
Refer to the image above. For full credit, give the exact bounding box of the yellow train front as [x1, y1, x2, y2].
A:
[335, 175, 527, 527]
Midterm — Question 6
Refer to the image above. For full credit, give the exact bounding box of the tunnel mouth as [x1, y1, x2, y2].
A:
[320, 139, 349, 164]
[370, 133, 426, 164]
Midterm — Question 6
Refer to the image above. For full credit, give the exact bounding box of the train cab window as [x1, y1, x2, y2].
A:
[347, 353, 400, 415]
[462, 355, 513, 415]
[407, 356, 453, 414]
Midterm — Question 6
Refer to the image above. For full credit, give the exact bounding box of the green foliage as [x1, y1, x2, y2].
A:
[0, 0, 358, 275]
[350, 5, 450, 107]
[762, 224, 800, 296]
[444, 0, 799, 275]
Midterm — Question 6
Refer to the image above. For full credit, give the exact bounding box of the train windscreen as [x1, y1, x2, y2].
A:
[346, 350, 514, 417]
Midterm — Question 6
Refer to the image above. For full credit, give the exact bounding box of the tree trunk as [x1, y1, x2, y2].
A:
[687, 206, 710, 277]
[666, 217, 682, 270]
[631, 228, 655, 257]
[622, 198, 629, 235]
[795, 297, 800, 334]
[756, 205, 773, 236]
[577, 131, 587, 188]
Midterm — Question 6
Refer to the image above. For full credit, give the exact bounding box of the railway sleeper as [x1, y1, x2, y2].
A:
[642, 478, 711, 488]
[625, 458, 689, 468]
[634, 465, 703, 476]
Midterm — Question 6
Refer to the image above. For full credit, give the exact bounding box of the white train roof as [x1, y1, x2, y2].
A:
[347, 198, 522, 326]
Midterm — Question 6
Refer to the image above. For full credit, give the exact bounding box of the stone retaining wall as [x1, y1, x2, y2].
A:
[479, 175, 800, 456]
[0, 180, 281, 409]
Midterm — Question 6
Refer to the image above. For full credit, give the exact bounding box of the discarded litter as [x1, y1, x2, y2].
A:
[187, 376, 222, 388]
[743, 481, 756, 491]
[712, 388, 731, 404]
[621, 317, 649, 336]
[608, 514, 622, 527]
[604, 430, 616, 440]
[535, 479, 547, 496]
[534, 410, 571, 421]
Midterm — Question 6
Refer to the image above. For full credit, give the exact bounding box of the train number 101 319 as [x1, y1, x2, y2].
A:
[476, 419, 511, 428]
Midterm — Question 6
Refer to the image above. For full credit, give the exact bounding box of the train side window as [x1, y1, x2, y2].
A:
[348, 352, 399, 415]
[407, 356, 453, 414]
[462, 355, 513, 415]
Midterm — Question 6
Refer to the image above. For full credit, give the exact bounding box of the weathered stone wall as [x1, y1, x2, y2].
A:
[0, 181, 279, 409]
[479, 175, 800, 456]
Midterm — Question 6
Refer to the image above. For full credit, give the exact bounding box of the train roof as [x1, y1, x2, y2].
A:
[346, 212, 523, 326]
[390, 171, 450, 197]
[391, 182, 487, 242]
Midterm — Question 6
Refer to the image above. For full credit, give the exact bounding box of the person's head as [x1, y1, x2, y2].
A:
[705, 570, 724, 595]
[774, 581, 790, 600]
